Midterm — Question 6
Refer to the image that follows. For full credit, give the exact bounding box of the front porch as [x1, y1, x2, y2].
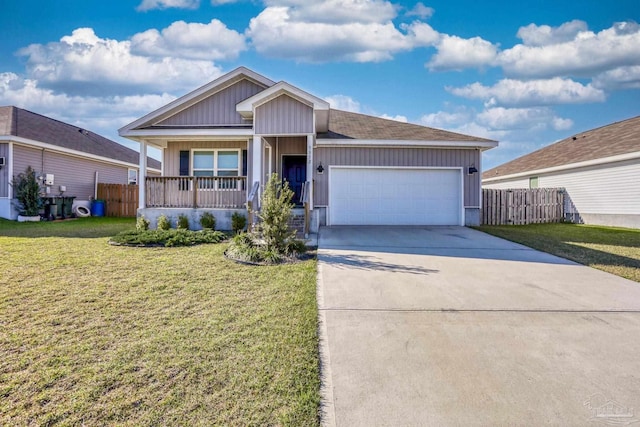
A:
[145, 176, 247, 209]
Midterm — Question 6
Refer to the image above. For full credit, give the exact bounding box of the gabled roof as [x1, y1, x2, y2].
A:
[321, 109, 496, 143]
[120, 66, 274, 134]
[0, 106, 161, 169]
[484, 115, 640, 180]
[236, 81, 330, 132]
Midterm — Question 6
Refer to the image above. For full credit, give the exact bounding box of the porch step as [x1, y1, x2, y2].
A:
[288, 213, 306, 235]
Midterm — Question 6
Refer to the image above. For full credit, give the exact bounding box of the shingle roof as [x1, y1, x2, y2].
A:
[484, 115, 640, 180]
[319, 109, 495, 142]
[0, 106, 161, 170]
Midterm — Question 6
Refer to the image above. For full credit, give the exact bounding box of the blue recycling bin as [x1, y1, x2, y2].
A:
[91, 200, 105, 217]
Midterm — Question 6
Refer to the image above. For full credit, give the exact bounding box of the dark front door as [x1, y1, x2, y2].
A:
[282, 155, 307, 205]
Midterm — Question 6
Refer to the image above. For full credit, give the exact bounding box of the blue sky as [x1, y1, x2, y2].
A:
[1, 0, 639, 168]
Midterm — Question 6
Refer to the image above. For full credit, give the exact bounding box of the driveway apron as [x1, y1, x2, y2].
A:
[317, 226, 640, 426]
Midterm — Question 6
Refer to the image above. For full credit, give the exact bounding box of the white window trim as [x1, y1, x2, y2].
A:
[128, 168, 138, 185]
[191, 149, 242, 190]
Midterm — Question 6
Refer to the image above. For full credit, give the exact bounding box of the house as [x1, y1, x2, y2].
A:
[0, 106, 162, 220]
[119, 67, 497, 231]
[483, 115, 640, 229]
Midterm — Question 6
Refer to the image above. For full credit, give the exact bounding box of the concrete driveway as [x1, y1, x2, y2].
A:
[317, 226, 640, 426]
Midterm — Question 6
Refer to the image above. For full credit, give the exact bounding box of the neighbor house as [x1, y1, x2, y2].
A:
[119, 67, 497, 231]
[0, 106, 161, 220]
[483, 115, 640, 229]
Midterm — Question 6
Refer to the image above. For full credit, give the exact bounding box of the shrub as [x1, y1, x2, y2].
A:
[177, 214, 189, 230]
[12, 166, 41, 216]
[200, 212, 216, 230]
[259, 173, 296, 253]
[110, 228, 225, 247]
[157, 215, 171, 230]
[136, 215, 150, 231]
[231, 212, 247, 234]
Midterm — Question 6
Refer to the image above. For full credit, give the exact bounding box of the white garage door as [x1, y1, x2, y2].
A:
[329, 167, 462, 226]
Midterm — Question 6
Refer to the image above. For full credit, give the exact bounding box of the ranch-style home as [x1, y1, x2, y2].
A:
[0, 106, 161, 220]
[483, 115, 640, 229]
[119, 67, 498, 232]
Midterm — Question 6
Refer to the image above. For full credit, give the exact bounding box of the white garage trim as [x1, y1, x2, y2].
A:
[328, 166, 464, 226]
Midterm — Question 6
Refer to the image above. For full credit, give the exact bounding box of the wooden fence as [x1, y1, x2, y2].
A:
[482, 188, 565, 225]
[97, 183, 139, 217]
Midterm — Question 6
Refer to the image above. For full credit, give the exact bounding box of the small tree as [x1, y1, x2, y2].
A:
[259, 173, 296, 252]
[12, 166, 41, 216]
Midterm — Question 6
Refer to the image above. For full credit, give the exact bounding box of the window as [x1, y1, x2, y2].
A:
[128, 169, 138, 185]
[529, 176, 539, 189]
[192, 150, 240, 189]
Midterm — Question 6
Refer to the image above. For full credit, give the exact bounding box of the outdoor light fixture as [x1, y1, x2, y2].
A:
[317, 162, 324, 174]
[468, 166, 478, 175]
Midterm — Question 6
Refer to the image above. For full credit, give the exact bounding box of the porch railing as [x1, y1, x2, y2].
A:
[146, 176, 246, 208]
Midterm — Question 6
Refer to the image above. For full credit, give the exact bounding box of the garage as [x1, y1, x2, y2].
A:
[329, 167, 463, 226]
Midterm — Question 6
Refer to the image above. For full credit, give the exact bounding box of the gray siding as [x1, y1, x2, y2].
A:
[165, 141, 248, 176]
[255, 95, 314, 135]
[314, 147, 481, 207]
[158, 79, 265, 126]
[265, 136, 306, 176]
[13, 145, 130, 199]
[0, 143, 8, 197]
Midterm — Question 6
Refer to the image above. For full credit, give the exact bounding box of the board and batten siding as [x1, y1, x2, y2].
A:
[12, 145, 130, 199]
[314, 147, 481, 207]
[0, 143, 8, 197]
[164, 141, 249, 176]
[264, 136, 306, 177]
[157, 79, 265, 127]
[255, 95, 314, 135]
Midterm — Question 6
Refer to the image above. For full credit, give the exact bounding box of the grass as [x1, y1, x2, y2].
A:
[476, 223, 640, 282]
[0, 217, 320, 426]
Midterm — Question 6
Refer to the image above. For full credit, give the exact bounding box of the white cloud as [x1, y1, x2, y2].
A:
[263, 0, 397, 24]
[476, 107, 573, 131]
[448, 78, 606, 107]
[324, 94, 361, 112]
[498, 21, 640, 78]
[17, 28, 223, 95]
[379, 114, 408, 122]
[131, 19, 246, 61]
[427, 34, 498, 71]
[516, 20, 588, 46]
[0, 72, 176, 151]
[593, 65, 640, 90]
[406, 2, 434, 19]
[247, 6, 419, 62]
[137, 0, 199, 11]
[419, 110, 473, 128]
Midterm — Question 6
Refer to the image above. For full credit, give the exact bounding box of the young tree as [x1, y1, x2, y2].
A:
[259, 173, 296, 252]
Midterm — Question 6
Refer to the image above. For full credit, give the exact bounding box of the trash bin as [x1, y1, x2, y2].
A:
[91, 199, 105, 217]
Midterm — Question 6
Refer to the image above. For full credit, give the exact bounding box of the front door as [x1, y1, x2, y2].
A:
[282, 155, 307, 205]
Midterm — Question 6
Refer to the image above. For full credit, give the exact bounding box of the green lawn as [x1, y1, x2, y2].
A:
[0, 218, 320, 426]
[477, 223, 640, 282]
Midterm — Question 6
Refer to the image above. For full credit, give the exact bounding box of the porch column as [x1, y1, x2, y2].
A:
[306, 134, 313, 210]
[139, 140, 147, 210]
[251, 135, 262, 204]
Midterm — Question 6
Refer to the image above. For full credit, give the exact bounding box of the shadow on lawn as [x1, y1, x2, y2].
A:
[0, 218, 135, 239]
[547, 241, 640, 272]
